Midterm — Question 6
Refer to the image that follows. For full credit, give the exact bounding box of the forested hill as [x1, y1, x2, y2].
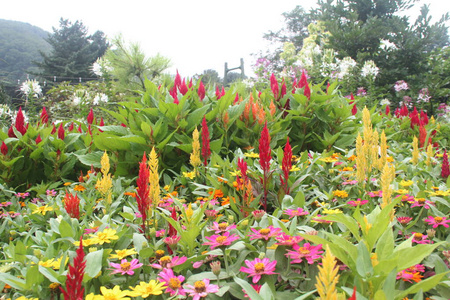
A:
[0, 19, 50, 85]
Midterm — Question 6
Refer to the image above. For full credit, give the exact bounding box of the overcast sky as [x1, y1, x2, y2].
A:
[1, 0, 448, 78]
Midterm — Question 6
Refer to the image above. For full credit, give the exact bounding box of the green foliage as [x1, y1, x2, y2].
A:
[34, 18, 108, 82]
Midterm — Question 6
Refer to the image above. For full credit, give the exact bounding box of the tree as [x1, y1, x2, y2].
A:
[260, 0, 449, 92]
[103, 35, 171, 92]
[34, 18, 108, 82]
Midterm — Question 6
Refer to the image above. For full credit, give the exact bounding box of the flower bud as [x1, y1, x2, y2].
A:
[210, 261, 221, 276]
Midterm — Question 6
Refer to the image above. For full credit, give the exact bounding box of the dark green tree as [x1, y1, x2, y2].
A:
[34, 18, 109, 82]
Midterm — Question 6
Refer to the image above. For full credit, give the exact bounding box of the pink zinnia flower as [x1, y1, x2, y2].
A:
[203, 232, 240, 249]
[367, 190, 382, 197]
[184, 278, 219, 300]
[151, 255, 187, 269]
[397, 216, 413, 225]
[406, 264, 425, 273]
[424, 216, 450, 228]
[284, 208, 309, 218]
[156, 229, 166, 237]
[411, 232, 432, 244]
[347, 199, 369, 207]
[396, 270, 423, 283]
[209, 222, 237, 234]
[410, 198, 434, 209]
[285, 243, 323, 264]
[275, 232, 304, 247]
[15, 192, 30, 199]
[342, 180, 358, 185]
[240, 258, 277, 283]
[248, 226, 282, 241]
[243, 284, 262, 298]
[110, 258, 143, 275]
[158, 268, 186, 297]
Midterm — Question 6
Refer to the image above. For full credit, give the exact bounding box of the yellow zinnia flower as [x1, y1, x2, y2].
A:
[322, 208, 342, 215]
[90, 228, 119, 245]
[399, 180, 414, 187]
[333, 190, 348, 198]
[32, 205, 53, 215]
[98, 286, 130, 300]
[128, 280, 166, 298]
[109, 248, 138, 260]
[182, 171, 196, 179]
[395, 189, 409, 194]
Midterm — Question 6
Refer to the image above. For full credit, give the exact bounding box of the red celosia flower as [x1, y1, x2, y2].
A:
[441, 150, 449, 178]
[237, 157, 248, 188]
[68, 122, 74, 132]
[259, 122, 271, 210]
[60, 237, 85, 300]
[198, 81, 206, 101]
[419, 125, 427, 148]
[179, 78, 188, 95]
[170, 85, 179, 104]
[99, 118, 104, 133]
[280, 79, 287, 98]
[1, 141, 7, 156]
[35, 134, 42, 144]
[58, 123, 65, 140]
[386, 105, 390, 115]
[174, 70, 182, 89]
[189, 78, 193, 89]
[348, 287, 356, 300]
[351, 103, 357, 115]
[87, 108, 94, 125]
[215, 86, 225, 99]
[8, 107, 27, 137]
[280, 137, 292, 195]
[270, 73, 279, 100]
[292, 79, 298, 93]
[136, 153, 150, 233]
[40, 107, 49, 125]
[304, 83, 311, 100]
[233, 93, 239, 105]
[201, 117, 211, 166]
[420, 110, 428, 125]
[64, 193, 80, 219]
[299, 70, 307, 88]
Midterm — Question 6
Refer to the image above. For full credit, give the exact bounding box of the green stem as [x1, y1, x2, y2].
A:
[222, 248, 230, 275]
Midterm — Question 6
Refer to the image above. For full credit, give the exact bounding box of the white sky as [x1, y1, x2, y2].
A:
[1, 0, 449, 78]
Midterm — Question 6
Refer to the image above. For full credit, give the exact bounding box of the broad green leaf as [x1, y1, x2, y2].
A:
[74, 151, 103, 168]
[396, 242, 443, 271]
[38, 265, 62, 284]
[356, 242, 373, 278]
[234, 277, 264, 300]
[59, 219, 74, 238]
[0, 273, 27, 290]
[85, 249, 104, 278]
[26, 265, 44, 288]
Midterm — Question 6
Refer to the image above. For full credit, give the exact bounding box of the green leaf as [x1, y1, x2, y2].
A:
[25, 265, 44, 288]
[317, 213, 361, 240]
[38, 265, 62, 284]
[234, 277, 264, 300]
[356, 242, 373, 278]
[0, 273, 27, 290]
[59, 219, 74, 238]
[396, 242, 443, 271]
[187, 105, 210, 131]
[74, 151, 103, 168]
[85, 249, 104, 278]
[382, 268, 397, 300]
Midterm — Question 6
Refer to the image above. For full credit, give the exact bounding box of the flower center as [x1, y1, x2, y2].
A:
[216, 236, 228, 244]
[155, 250, 165, 259]
[160, 256, 172, 267]
[298, 247, 310, 255]
[434, 216, 443, 223]
[169, 278, 181, 289]
[218, 222, 228, 231]
[414, 233, 423, 240]
[120, 262, 131, 272]
[194, 281, 206, 293]
[259, 228, 270, 235]
[254, 262, 265, 273]
[417, 198, 426, 204]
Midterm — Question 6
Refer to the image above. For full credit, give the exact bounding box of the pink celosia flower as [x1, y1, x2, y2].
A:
[184, 278, 219, 300]
[284, 208, 309, 218]
[285, 243, 323, 264]
[411, 232, 432, 244]
[110, 258, 143, 275]
[240, 257, 277, 283]
[275, 233, 304, 247]
[151, 256, 187, 269]
[209, 222, 237, 234]
[424, 216, 450, 228]
[347, 199, 369, 207]
[203, 232, 240, 249]
[248, 226, 282, 241]
[158, 268, 186, 296]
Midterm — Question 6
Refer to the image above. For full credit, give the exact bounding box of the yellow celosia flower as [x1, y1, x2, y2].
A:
[98, 286, 131, 300]
[244, 152, 259, 158]
[128, 280, 166, 298]
[185, 203, 194, 223]
[32, 205, 53, 215]
[96, 151, 112, 204]
[182, 171, 196, 179]
[90, 228, 119, 245]
[109, 248, 138, 260]
[190, 127, 201, 170]
[315, 245, 339, 299]
[148, 147, 160, 206]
